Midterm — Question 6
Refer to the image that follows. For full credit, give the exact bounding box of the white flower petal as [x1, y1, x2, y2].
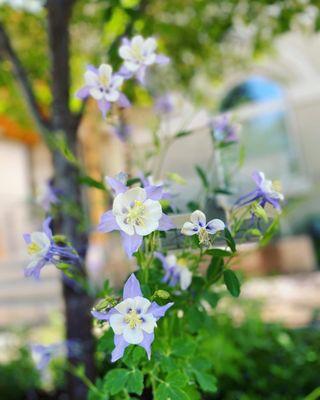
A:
[166, 254, 177, 267]
[114, 187, 147, 211]
[123, 325, 144, 344]
[119, 45, 132, 60]
[141, 313, 157, 333]
[84, 70, 98, 86]
[116, 216, 135, 235]
[135, 218, 159, 236]
[98, 64, 112, 81]
[124, 60, 140, 72]
[133, 296, 151, 314]
[144, 199, 162, 220]
[115, 298, 135, 315]
[143, 37, 157, 54]
[179, 268, 192, 290]
[190, 210, 206, 226]
[206, 219, 225, 234]
[181, 221, 198, 236]
[144, 53, 156, 66]
[89, 87, 103, 100]
[105, 90, 120, 102]
[109, 313, 125, 335]
[131, 35, 144, 48]
[31, 232, 51, 254]
[112, 75, 124, 88]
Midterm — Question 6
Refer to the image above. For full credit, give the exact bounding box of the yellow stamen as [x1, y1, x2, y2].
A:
[198, 227, 210, 246]
[126, 200, 146, 226]
[124, 310, 142, 329]
[177, 258, 188, 268]
[131, 45, 144, 62]
[27, 242, 41, 255]
[99, 74, 110, 87]
[272, 180, 282, 193]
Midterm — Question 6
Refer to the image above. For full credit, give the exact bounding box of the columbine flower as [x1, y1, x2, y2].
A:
[118, 35, 169, 84]
[92, 274, 173, 362]
[210, 113, 240, 143]
[30, 340, 81, 371]
[23, 218, 79, 279]
[37, 180, 60, 212]
[235, 171, 284, 211]
[154, 93, 174, 114]
[155, 252, 192, 290]
[98, 175, 175, 257]
[76, 64, 130, 118]
[181, 210, 225, 246]
[139, 173, 171, 200]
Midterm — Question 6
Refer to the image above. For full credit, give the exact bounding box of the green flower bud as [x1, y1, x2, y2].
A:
[153, 290, 170, 299]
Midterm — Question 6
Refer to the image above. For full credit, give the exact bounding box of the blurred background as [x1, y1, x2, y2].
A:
[0, 0, 320, 399]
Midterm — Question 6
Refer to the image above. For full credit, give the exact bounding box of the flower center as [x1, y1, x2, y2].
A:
[177, 258, 188, 268]
[99, 74, 110, 88]
[271, 180, 282, 193]
[198, 227, 210, 246]
[27, 242, 41, 255]
[131, 45, 145, 63]
[126, 200, 146, 226]
[124, 309, 142, 329]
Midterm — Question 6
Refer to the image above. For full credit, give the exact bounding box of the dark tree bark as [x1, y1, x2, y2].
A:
[46, 1, 95, 399]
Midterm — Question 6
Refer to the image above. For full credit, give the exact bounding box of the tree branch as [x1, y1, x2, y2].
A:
[0, 23, 52, 135]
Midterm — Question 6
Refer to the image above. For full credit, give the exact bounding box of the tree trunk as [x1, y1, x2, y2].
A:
[46, 1, 95, 399]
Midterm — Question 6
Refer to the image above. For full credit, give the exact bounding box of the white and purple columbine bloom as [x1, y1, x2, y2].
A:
[155, 252, 192, 290]
[92, 274, 173, 362]
[30, 340, 81, 371]
[210, 113, 240, 144]
[76, 64, 130, 118]
[98, 175, 175, 257]
[181, 210, 225, 246]
[235, 171, 284, 211]
[154, 93, 174, 115]
[23, 217, 79, 279]
[37, 180, 60, 212]
[118, 35, 169, 84]
[139, 173, 171, 201]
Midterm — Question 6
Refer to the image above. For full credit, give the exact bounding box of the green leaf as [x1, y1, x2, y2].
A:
[247, 228, 262, 237]
[175, 130, 192, 139]
[126, 177, 141, 186]
[126, 369, 144, 395]
[203, 291, 219, 307]
[123, 346, 146, 368]
[213, 188, 233, 195]
[205, 249, 232, 257]
[193, 370, 217, 393]
[206, 256, 224, 283]
[172, 338, 197, 358]
[103, 368, 128, 395]
[260, 217, 280, 246]
[223, 269, 241, 297]
[195, 165, 209, 189]
[78, 175, 106, 191]
[166, 370, 188, 388]
[224, 228, 236, 253]
[48, 132, 78, 165]
[155, 383, 190, 400]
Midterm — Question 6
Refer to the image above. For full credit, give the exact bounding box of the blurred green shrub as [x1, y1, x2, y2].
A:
[210, 315, 320, 400]
[0, 347, 40, 400]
